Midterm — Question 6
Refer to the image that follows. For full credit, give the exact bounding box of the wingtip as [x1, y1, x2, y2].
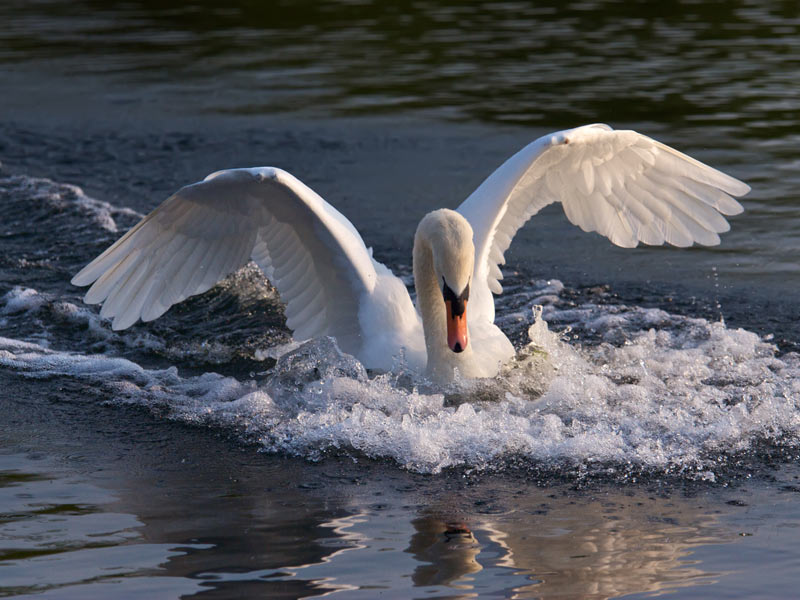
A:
[111, 312, 138, 331]
[613, 236, 640, 249]
[70, 269, 93, 287]
[728, 197, 746, 216]
[733, 180, 751, 197]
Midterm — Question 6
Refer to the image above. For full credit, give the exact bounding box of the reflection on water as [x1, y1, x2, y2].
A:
[407, 516, 482, 588]
[162, 484, 731, 599]
[0, 453, 748, 600]
[125, 472, 734, 599]
[267, 493, 731, 599]
[10, 442, 728, 600]
[481, 499, 724, 598]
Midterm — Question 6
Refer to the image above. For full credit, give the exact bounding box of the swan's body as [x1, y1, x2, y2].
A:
[72, 124, 750, 382]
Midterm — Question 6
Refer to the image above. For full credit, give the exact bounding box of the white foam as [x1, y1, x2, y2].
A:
[254, 340, 303, 361]
[0, 174, 141, 232]
[2, 287, 46, 314]
[1, 282, 283, 363]
[2, 291, 799, 478]
[0, 286, 170, 355]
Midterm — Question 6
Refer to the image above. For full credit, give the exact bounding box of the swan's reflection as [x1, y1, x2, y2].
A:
[404, 491, 731, 599]
[109, 441, 733, 600]
[481, 503, 725, 599]
[407, 516, 481, 587]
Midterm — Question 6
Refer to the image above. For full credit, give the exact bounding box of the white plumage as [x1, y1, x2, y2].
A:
[72, 124, 749, 381]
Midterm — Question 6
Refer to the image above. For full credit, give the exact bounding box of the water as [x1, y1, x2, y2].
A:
[1, 0, 800, 597]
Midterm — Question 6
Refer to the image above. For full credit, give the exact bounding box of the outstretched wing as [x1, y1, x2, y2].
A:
[72, 167, 376, 353]
[457, 124, 750, 323]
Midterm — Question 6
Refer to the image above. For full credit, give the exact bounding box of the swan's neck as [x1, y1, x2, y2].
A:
[413, 235, 473, 381]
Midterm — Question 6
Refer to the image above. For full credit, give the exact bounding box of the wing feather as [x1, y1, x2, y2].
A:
[457, 124, 750, 323]
[163, 238, 205, 308]
[100, 252, 151, 321]
[72, 167, 377, 355]
[114, 268, 161, 331]
[83, 249, 140, 305]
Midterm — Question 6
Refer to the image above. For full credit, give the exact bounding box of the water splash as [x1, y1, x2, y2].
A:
[2, 287, 798, 479]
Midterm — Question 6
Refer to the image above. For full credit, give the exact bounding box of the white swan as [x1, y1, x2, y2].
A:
[71, 124, 750, 381]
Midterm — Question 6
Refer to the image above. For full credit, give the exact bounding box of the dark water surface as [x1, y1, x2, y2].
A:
[1, 1, 800, 598]
[2, 0, 798, 128]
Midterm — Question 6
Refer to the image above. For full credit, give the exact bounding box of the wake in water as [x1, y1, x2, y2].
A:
[2, 172, 799, 479]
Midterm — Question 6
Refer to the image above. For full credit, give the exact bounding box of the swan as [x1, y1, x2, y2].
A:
[71, 124, 750, 382]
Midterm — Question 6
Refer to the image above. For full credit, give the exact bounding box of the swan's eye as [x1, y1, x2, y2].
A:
[442, 278, 469, 316]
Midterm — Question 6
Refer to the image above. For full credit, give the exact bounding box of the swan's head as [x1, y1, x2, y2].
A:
[416, 209, 474, 354]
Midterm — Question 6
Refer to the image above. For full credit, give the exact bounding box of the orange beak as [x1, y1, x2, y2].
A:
[446, 299, 468, 353]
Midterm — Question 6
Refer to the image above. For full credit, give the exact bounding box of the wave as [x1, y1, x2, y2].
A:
[0, 172, 141, 233]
